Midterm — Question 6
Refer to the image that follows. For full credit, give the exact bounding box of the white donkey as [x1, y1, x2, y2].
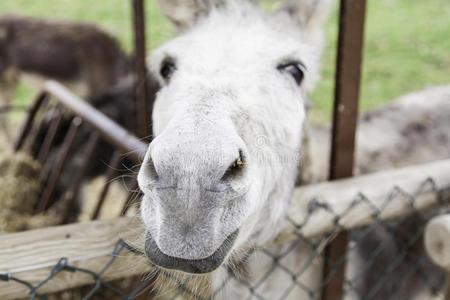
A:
[135, 0, 450, 298]
[137, 0, 331, 298]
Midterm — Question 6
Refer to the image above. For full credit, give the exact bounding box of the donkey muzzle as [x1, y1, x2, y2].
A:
[145, 229, 239, 274]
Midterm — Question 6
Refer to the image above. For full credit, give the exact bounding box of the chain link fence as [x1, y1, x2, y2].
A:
[0, 239, 155, 300]
[1, 177, 449, 300]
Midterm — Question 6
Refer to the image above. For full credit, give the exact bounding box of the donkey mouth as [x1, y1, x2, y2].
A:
[145, 230, 239, 274]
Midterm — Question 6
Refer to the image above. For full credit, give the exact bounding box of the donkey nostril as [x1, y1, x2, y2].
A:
[221, 150, 245, 182]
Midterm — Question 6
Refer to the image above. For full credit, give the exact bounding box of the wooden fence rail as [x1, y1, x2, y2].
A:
[1, 159, 449, 299]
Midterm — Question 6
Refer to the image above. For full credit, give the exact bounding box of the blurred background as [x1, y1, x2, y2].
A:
[1, 0, 449, 122]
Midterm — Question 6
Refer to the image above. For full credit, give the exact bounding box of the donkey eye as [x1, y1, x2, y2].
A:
[277, 62, 306, 85]
[160, 58, 176, 81]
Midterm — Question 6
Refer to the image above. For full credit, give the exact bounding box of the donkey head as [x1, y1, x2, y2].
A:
[138, 0, 330, 274]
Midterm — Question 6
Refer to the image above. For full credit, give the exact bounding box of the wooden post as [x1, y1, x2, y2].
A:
[424, 214, 450, 300]
[322, 0, 367, 299]
[424, 214, 450, 272]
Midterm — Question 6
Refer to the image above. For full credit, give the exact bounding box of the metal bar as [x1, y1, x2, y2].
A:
[13, 92, 48, 152]
[322, 0, 367, 299]
[36, 117, 82, 213]
[29, 104, 52, 159]
[132, 0, 151, 139]
[91, 151, 122, 220]
[37, 107, 64, 163]
[329, 0, 367, 180]
[28, 100, 54, 158]
[61, 132, 100, 224]
[120, 179, 140, 216]
[42, 81, 148, 163]
[130, 2, 154, 293]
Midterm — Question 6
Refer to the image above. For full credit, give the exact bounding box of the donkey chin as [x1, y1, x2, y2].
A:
[138, 128, 255, 274]
[144, 229, 240, 274]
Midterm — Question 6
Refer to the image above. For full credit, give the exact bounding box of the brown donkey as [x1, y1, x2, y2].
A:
[0, 15, 132, 135]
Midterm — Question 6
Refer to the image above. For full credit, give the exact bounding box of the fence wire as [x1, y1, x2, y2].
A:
[1, 178, 449, 300]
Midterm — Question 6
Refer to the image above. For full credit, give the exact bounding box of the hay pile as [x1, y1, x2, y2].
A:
[0, 151, 60, 232]
[0, 151, 142, 299]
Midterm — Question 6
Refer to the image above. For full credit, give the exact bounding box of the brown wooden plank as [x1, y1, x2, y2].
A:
[0, 217, 149, 299]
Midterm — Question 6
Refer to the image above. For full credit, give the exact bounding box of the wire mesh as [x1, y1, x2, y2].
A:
[1, 178, 449, 300]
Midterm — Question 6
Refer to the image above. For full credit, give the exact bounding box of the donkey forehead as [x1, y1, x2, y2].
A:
[150, 17, 312, 72]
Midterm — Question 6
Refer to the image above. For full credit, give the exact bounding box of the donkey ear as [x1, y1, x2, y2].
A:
[276, 0, 333, 32]
[157, 0, 224, 32]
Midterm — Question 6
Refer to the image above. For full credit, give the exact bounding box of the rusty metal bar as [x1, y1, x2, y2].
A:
[36, 117, 82, 213]
[321, 0, 367, 299]
[29, 107, 52, 158]
[91, 151, 122, 220]
[42, 81, 148, 162]
[61, 132, 100, 224]
[28, 100, 54, 158]
[28, 97, 50, 158]
[14, 92, 48, 152]
[37, 107, 64, 163]
[130, 2, 154, 293]
[329, 0, 367, 179]
[121, 179, 140, 216]
[132, 0, 151, 139]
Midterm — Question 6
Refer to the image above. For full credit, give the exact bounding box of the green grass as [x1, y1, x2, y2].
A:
[1, 0, 449, 122]
[0, 0, 172, 51]
[311, 0, 450, 121]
